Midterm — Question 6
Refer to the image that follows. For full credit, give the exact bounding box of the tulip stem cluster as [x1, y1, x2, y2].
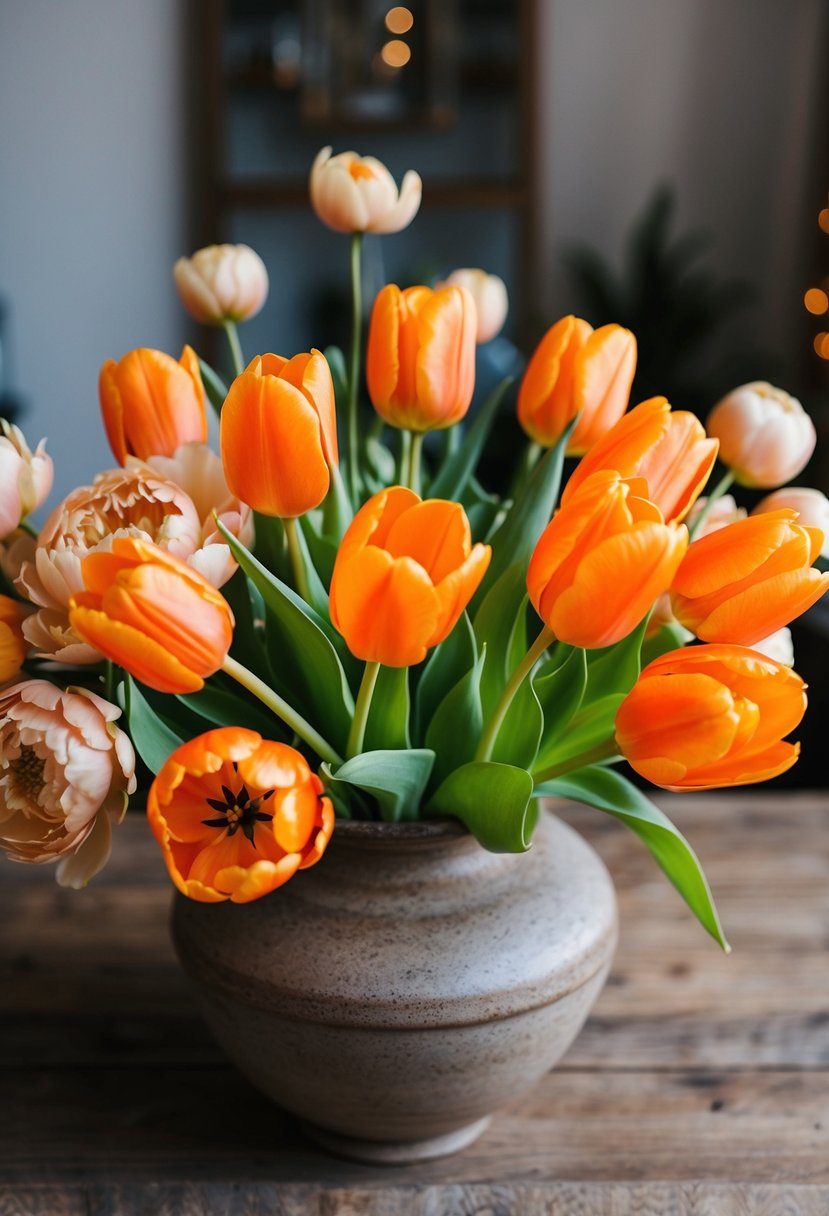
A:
[475, 626, 555, 764]
[346, 232, 364, 503]
[347, 660, 381, 759]
[533, 741, 620, 787]
[222, 320, 245, 379]
[688, 469, 735, 539]
[283, 517, 311, 605]
[222, 655, 343, 767]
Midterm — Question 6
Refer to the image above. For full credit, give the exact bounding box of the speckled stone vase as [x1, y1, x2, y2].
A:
[171, 806, 617, 1164]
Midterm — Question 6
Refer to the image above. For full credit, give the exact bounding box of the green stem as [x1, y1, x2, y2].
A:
[222, 320, 244, 378]
[688, 470, 735, 539]
[283, 516, 311, 603]
[533, 742, 620, 787]
[475, 625, 555, 763]
[510, 440, 543, 498]
[104, 660, 116, 703]
[405, 431, 424, 494]
[346, 232, 364, 504]
[223, 655, 343, 766]
[347, 660, 381, 758]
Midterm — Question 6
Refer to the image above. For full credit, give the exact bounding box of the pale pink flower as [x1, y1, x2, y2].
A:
[753, 487, 829, 559]
[438, 269, 508, 344]
[310, 146, 422, 234]
[144, 443, 254, 585]
[0, 680, 136, 887]
[15, 466, 203, 663]
[173, 244, 269, 325]
[751, 627, 795, 667]
[687, 493, 747, 537]
[0, 421, 53, 539]
[707, 382, 816, 488]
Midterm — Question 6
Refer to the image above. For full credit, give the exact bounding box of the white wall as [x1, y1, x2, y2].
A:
[537, 0, 827, 363]
[0, 0, 190, 507]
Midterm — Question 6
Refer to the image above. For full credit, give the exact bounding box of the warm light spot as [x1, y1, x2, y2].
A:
[385, 6, 414, 34]
[804, 287, 829, 315]
[820, 208, 829, 235]
[814, 332, 829, 359]
[381, 39, 411, 68]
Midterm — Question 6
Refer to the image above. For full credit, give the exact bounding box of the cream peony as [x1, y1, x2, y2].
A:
[310, 146, 422, 234]
[0, 421, 53, 539]
[0, 680, 136, 887]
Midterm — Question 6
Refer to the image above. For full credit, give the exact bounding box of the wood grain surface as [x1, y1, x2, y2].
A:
[1, 793, 827, 1214]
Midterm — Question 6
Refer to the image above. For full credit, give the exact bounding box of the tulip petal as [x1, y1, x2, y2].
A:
[568, 325, 636, 455]
[69, 604, 203, 693]
[383, 499, 471, 582]
[693, 568, 829, 645]
[430, 543, 491, 646]
[330, 547, 439, 666]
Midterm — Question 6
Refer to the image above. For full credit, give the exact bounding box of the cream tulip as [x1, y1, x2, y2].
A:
[439, 269, 508, 344]
[0, 422, 53, 539]
[707, 382, 816, 488]
[173, 244, 269, 325]
[309, 147, 422, 234]
[753, 487, 829, 558]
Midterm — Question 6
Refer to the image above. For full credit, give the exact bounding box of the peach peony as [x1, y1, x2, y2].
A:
[0, 680, 136, 887]
[0, 421, 53, 539]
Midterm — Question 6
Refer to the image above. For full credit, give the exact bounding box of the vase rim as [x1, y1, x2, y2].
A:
[330, 815, 468, 845]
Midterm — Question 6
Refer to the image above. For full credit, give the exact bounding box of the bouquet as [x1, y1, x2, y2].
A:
[1, 146, 827, 951]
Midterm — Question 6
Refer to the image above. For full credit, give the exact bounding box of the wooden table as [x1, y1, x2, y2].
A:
[2, 793, 828, 1214]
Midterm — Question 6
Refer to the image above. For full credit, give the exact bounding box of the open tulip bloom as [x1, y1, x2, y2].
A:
[1, 148, 827, 955]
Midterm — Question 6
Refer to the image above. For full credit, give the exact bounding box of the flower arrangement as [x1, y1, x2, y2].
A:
[1, 148, 827, 953]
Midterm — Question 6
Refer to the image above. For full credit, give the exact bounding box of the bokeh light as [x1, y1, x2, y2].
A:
[381, 39, 412, 68]
[804, 287, 829, 315]
[385, 7, 414, 35]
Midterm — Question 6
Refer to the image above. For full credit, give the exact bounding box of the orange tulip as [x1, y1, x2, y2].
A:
[221, 350, 338, 518]
[616, 644, 806, 789]
[563, 397, 718, 523]
[68, 536, 234, 694]
[0, 595, 29, 683]
[366, 284, 477, 431]
[100, 346, 208, 465]
[670, 510, 829, 646]
[518, 316, 637, 454]
[330, 487, 490, 666]
[527, 470, 687, 649]
[147, 727, 334, 903]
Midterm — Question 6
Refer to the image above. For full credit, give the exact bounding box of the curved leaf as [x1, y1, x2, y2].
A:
[585, 614, 648, 700]
[426, 760, 537, 853]
[198, 359, 229, 417]
[534, 646, 588, 770]
[424, 648, 486, 788]
[414, 611, 476, 742]
[492, 673, 543, 770]
[322, 749, 435, 823]
[429, 377, 513, 501]
[537, 765, 729, 951]
[364, 666, 411, 751]
[124, 676, 185, 775]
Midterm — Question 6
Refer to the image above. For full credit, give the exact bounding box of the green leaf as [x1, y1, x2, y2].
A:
[216, 520, 355, 752]
[364, 666, 411, 751]
[363, 435, 396, 493]
[322, 749, 435, 823]
[473, 562, 535, 718]
[641, 619, 693, 668]
[198, 359, 229, 416]
[536, 693, 624, 773]
[478, 418, 574, 600]
[220, 568, 273, 678]
[290, 513, 331, 619]
[124, 676, 185, 775]
[491, 672, 543, 770]
[429, 377, 513, 500]
[534, 646, 588, 768]
[414, 611, 476, 742]
[321, 462, 354, 544]
[176, 679, 286, 740]
[537, 766, 729, 950]
[585, 614, 648, 700]
[426, 761, 537, 853]
[424, 648, 486, 788]
[323, 344, 348, 406]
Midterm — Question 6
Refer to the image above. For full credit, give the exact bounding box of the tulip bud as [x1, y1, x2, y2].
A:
[707, 382, 816, 488]
[330, 487, 491, 667]
[753, 487, 829, 558]
[518, 316, 637, 454]
[99, 346, 208, 465]
[563, 397, 718, 523]
[527, 469, 688, 649]
[438, 269, 508, 344]
[310, 146, 422, 234]
[367, 284, 477, 431]
[173, 244, 269, 325]
[220, 350, 338, 518]
[616, 644, 806, 789]
[671, 510, 829, 645]
[69, 536, 234, 694]
[0, 421, 53, 539]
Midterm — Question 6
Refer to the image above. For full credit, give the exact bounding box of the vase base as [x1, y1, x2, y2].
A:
[300, 1116, 492, 1164]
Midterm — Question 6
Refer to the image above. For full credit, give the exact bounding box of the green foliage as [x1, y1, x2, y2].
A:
[536, 766, 729, 950]
[473, 562, 530, 719]
[364, 667, 411, 751]
[123, 676, 185, 775]
[198, 359, 229, 416]
[322, 749, 435, 823]
[426, 761, 537, 853]
[414, 612, 477, 742]
[429, 377, 513, 501]
[424, 648, 486, 788]
[176, 679, 286, 740]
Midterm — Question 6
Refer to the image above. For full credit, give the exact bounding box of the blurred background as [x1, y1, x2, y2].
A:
[1, 0, 828, 779]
